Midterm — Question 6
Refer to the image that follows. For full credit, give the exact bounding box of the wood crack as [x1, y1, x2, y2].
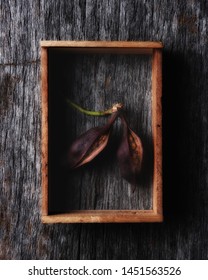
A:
[0, 59, 40, 67]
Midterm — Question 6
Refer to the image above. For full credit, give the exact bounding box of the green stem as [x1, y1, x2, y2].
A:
[66, 99, 123, 116]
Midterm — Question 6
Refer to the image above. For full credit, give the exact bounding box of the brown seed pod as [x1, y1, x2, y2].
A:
[68, 112, 119, 168]
[117, 115, 143, 188]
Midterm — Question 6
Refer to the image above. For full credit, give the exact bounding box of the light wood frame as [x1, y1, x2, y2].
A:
[41, 41, 163, 223]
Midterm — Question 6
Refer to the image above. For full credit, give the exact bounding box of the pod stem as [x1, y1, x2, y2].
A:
[66, 98, 123, 116]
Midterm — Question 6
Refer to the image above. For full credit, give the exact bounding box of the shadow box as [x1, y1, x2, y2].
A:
[41, 41, 163, 223]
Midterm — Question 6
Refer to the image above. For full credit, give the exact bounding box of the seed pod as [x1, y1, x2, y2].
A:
[117, 115, 143, 187]
[68, 112, 118, 168]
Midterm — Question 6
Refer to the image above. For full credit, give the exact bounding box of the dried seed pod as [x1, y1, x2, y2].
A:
[68, 112, 118, 168]
[117, 115, 143, 187]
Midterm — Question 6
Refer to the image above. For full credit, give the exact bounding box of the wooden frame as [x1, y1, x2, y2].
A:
[41, 41, 163, 223]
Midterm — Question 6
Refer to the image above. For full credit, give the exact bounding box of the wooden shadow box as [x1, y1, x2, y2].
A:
[41, 41, 163, 223]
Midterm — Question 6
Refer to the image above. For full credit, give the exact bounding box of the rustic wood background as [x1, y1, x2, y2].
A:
[0, 0, 208, 259]
[48, 49, 153, 213]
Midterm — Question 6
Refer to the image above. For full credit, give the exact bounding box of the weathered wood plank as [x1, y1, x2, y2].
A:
[47, 49, 153, 214]
[40, 41, 163, 48]
[0, 0, 208, 259]
[41, 47, 48, 216]
[42, 210, 162, 224]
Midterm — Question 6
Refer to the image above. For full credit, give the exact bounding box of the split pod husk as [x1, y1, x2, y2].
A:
[67, 106, 143, 189]
[117, 114, 143, 188]
[67, 112, 119, 168]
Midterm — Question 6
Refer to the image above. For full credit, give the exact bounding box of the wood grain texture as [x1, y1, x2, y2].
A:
[42, 210, 162, 224]
[40, 41, 163, 48]
[41, 47, 48, 216]
[0, 0, 208, 259]
[152, 49, 162, 216]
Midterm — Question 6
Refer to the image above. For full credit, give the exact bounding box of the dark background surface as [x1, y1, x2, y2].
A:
[48, 49, 153, 213]
[0, 0, 208, 259]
